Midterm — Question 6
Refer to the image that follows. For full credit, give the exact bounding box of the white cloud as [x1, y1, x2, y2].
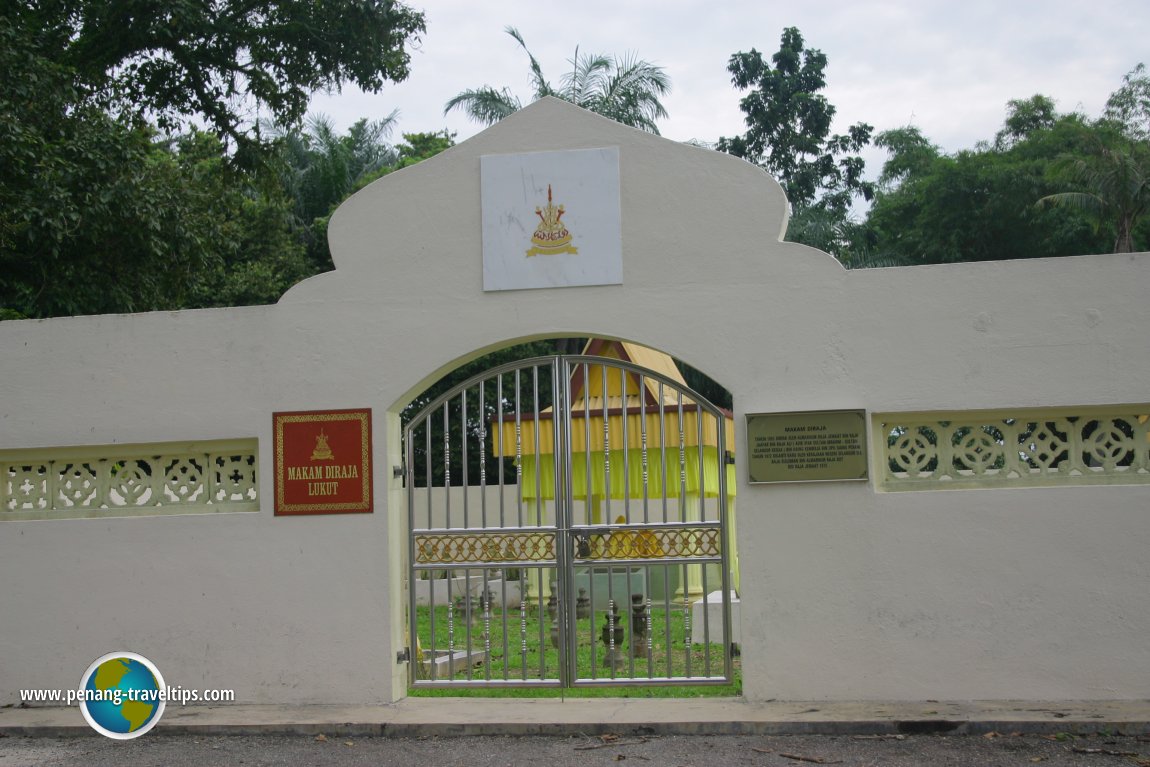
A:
[310, 0, 1148, 166]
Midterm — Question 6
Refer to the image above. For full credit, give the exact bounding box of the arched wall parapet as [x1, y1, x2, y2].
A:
[280, 97, 844, 311]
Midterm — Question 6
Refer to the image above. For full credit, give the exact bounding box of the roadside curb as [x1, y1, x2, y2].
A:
[4, 699, 1149, 739]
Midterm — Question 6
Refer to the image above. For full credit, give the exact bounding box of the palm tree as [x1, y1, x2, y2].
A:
[278, 112, 400, 225]
[266, 111, 400, 270]
[444, 27, 670, 134]
[1038, 129, 1150, 253]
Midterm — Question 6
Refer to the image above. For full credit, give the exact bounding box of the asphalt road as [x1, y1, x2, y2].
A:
[3, 732, 1150, 767]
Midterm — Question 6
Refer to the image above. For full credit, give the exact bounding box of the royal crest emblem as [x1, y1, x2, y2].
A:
[526, 184, 578, 257]
[310, 429, 334, 461]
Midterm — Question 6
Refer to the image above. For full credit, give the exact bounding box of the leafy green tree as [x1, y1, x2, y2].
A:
[0, 123, 220, 318]
[874, 126, 941, 192]
[1, 0, 426, 318]
[445, 27, 670, 134]
[864, 110, 1108, 264]
[177, 133, 312, 309]
[0, 47, 308, 319]
[863, 67, 1150, 265]
[995, 95, 1058, 150]
[0, 15, 221, 317]
[11, 0, 425, 152]
[1105, 63, 1150, 141]
[717, 27, 875, 215]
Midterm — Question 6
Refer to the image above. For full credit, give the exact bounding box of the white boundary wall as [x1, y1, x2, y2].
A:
[2, 98, 1148, 704]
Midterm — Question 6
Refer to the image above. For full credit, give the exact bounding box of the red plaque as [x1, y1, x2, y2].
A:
[273, 409, 372, 515]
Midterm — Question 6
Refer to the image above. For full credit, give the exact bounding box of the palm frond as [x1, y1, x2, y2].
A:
[606, 54, 671, 102]
[1036, 128, 1150, 252]
[371, 108, 401, 140]
[560, 51, 612, 106]
[304, 113, 340, 152]
[347, 110, 401, 176]
[596, 54, 670, 133]
[505, 26, 554, 98]
[444, 87, 522, 125]
[1037, 191, 1105, 215]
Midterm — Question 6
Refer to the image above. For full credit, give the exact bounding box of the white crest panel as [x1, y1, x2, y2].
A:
[481, 147, 622, 291]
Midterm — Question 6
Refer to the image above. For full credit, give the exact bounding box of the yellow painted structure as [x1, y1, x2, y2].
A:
[491, 339, 738, 592]
[492, 339, 736, 500]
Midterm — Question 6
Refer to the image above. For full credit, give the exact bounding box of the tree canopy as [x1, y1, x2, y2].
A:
[712, 30, 1147, 266]
[1104, 63, 1150, 141]
[860, 69, 1150, 266]
[717, 27, 875, 215]
[0, 0, 428, 319]
[10, 0, 425, 152]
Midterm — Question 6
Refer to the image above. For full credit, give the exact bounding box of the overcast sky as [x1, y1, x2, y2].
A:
[310, 0, 1147, 165]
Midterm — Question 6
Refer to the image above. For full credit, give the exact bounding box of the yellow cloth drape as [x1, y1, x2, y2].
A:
[493, 408, 735, 456]
[517, 446, 735, 501]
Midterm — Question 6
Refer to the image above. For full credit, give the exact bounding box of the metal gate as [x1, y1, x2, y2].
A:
[406, 354, 734, 688]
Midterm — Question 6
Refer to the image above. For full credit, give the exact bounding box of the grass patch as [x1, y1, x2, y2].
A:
[410, 602, 739, 697]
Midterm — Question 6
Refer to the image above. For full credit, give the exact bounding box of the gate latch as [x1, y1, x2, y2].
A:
[396, 647, 410, 664]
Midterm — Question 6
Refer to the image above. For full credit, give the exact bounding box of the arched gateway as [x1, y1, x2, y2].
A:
[406, 343, 736, 687]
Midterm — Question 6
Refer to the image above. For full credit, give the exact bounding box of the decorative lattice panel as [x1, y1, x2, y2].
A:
[579, 526, 722, 561]
[413, 531, 557, 566]
[0, 440, 258, 519]
[875, 409, 1150, 491]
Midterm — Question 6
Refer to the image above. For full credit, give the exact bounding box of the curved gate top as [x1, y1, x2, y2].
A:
[406, 351, 736, 688]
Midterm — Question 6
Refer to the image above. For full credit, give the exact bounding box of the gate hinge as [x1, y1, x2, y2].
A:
[397, 647, 410, 664]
